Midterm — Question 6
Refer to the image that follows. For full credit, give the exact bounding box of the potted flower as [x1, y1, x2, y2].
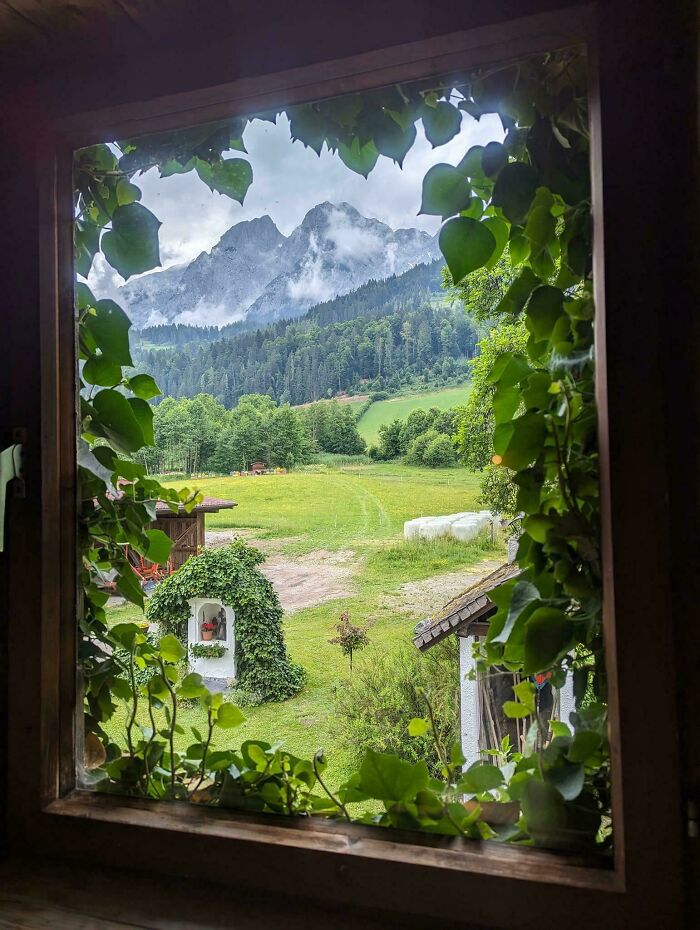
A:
[201, 620, 217, 641]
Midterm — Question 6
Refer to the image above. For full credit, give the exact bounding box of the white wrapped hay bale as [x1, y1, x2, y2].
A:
[450, 516, 482, 542]
[404, 516, 435, 540]
[404, 511, 496, 542]
[418, 516, 455, 540]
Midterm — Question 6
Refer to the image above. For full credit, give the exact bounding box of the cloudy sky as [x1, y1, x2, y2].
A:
[89, 110, 503, 300]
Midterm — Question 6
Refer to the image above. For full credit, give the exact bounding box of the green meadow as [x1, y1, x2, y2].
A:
[356, 382, 471, 445]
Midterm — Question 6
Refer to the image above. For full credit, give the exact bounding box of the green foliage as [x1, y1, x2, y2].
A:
[299, 400, 366, 457]
[455, 322, 528, 471]
[375, 405, 460, 467]
[477, 462, 519, 517]
[422, 433, 457, 468]
[146, 542, 305, 703]
[405, 427, 441, 465]
[190, 642, 227, 659]
[333, 641, 459, 778]
[141, 392, 366, 475]
[138, 392, 228, 474]
[442, 256, 512, 327]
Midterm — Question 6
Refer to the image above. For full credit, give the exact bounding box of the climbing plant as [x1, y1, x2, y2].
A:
[146, 542, 305, 703]
[76, 46, 608, 849]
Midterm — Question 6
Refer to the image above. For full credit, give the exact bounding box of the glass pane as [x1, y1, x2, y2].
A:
[74, 47, 610, 852]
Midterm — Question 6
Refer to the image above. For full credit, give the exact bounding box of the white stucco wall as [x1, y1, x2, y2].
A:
[459, 636, 481, 767]
[187, 597, 236, 680]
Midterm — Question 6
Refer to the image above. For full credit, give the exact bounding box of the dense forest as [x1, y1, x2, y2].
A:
[131, 261, 479, 407]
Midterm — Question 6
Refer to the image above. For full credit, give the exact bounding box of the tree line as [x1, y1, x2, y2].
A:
[136, 392, 367, 475]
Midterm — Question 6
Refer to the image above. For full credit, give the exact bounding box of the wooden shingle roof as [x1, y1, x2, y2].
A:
[413, 562, 522, 652]
[155, 497, 236, 515]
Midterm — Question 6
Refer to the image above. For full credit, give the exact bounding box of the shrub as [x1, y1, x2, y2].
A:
[422, 433, 457, 467]
[333, 640, 459, 777]
[309, 452, 373, 467]
[405, 428, 440, 465]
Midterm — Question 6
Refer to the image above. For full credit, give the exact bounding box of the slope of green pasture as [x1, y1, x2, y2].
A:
[356, 382, 471, 445]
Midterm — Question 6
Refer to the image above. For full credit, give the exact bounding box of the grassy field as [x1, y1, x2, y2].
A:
[105, 462, 501, 787]
[356, 381, 471, 445]
[197, 461, 480, 553]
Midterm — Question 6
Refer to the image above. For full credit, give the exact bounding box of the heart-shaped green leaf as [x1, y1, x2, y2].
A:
[159, 633, 186, 664]
[216, 703, 246, 729]
[91, 390, 146, 453]
[439, 217, 496, 284]
[143, 528, 172, 565]
[492, 163, 538, 224]
[195, 157, 253, 204]
[422, 101, 461, 148]
[127, 373, 161, 400]
[102, 203, 161, 280]
[523, 607, 574, 673]
[83, 299, 133, 366]
[419, 164, 472, 218]
[338, 137, 379, 178]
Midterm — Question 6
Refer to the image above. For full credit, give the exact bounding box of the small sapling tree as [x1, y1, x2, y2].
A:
[329, 611, 371, 674]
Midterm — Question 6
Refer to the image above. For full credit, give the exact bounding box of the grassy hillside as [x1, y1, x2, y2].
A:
[357, 381, 471, 445]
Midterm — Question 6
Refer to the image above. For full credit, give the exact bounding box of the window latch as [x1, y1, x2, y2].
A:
[0, 433, 24, 553]
[688, 795, 700, 839]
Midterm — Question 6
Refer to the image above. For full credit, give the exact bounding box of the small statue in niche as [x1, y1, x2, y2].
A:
[214, 606, 227, 640]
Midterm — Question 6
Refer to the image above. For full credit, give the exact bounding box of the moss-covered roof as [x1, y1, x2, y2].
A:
[413, 562, 522, 652]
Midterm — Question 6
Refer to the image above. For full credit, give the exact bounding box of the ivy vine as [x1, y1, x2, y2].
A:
[76, 47, 608, 849]
[146, 542, 305, 703]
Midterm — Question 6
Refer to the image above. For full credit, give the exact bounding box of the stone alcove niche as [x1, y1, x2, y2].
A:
[187, 597, 236, 681]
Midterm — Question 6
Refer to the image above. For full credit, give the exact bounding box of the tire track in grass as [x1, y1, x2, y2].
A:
[335, 474, 391, 542]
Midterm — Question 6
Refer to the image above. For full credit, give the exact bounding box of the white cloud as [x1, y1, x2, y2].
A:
[325, 207, 384, 264]
[286, 233, 335, 303]
[174, 301, 244, 327]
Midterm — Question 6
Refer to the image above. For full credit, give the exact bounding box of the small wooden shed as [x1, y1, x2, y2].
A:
[153, 497, 236, 571]
[414, 562, 575, 766]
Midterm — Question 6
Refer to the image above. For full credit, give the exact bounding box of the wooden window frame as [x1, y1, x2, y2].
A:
[8, 4, 686, 926]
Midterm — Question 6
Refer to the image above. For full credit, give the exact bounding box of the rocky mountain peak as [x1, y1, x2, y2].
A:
[117, 202, 440, 329]
[217, 213, 282, 250]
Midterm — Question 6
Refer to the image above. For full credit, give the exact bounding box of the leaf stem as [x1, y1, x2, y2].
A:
[312, 753, 351, 822]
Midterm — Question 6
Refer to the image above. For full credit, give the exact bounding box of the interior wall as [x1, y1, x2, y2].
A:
[0, 0, 697, 925]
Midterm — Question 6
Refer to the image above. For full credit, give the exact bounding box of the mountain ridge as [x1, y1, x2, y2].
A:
[118, 201, 440, 330]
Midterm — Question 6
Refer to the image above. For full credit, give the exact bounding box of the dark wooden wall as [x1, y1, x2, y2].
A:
[153, 513, 205, 570]
[0, 1, 697, 926]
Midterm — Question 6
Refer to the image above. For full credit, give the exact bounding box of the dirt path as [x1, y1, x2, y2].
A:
[382, 559, 503, 621]
[261, 549, 356, 614]
[206, 530, 356, 614]
[206, 529, 500, 619]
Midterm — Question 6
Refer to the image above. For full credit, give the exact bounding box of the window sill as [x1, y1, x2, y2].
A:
[45, 789, 619, 892]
